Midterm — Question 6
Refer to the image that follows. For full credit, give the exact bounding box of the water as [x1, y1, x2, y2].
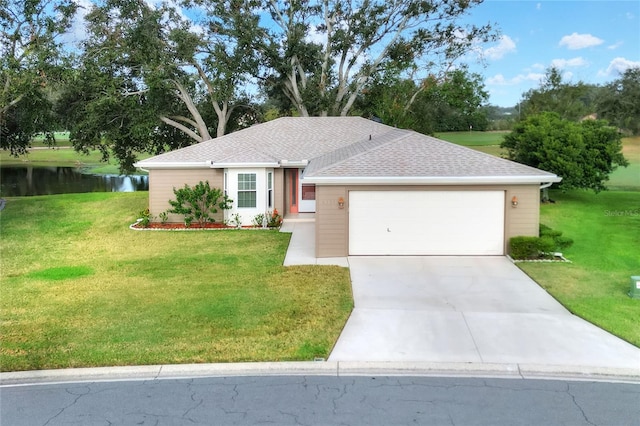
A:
[0, 166, 149, 197]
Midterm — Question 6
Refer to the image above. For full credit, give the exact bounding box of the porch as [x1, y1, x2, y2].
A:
[280, 214, 348, 267]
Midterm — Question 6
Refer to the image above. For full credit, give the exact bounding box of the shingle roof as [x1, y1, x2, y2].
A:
[136, 116, 560, 183]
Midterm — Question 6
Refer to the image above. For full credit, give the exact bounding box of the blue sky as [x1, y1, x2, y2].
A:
[463, 0, 640, 107]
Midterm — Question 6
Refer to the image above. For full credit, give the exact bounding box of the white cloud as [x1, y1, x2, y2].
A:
[486, 72, 544, 86]
[598, 57, 640, 77]
[558, 32, 604, 50]
[550, 57, 589, 69]
[483, 35, 516, 60]
[608, 41, 624, 50]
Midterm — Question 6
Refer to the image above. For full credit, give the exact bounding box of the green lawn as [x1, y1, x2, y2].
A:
[607, 136, 639, 191]
[519, 190, 640, 347]
[1, 148, 150, 175]
[30, 132, 71, 147]
[435, 131, 508, 146]
[0, 192, 353, 371]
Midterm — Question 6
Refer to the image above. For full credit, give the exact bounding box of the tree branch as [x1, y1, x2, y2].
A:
[159, 116, 203, 142]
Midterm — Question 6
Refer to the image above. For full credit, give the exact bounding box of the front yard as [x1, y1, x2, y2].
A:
[0, 192, 353, 371]
[519, 189, 640, 347]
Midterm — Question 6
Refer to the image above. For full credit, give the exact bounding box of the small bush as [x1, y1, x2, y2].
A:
[159, 211, 169, 224]
[509, 236, 542, 260]
[510, 224, 573, 259]
[266, 209, 283, 228]
[138, 208, 153, 228]
[168, 181, 232, 226]
[252, 213, 266, 228]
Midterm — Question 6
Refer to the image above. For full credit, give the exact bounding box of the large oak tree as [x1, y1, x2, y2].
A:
[0, 0, 78, 155]
[256, 0, 497, 117]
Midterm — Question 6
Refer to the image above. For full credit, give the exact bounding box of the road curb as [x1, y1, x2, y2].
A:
[2, 361, 638, 386]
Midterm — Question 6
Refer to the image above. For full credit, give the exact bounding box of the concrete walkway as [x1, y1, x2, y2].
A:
[281, 216, 348, 267]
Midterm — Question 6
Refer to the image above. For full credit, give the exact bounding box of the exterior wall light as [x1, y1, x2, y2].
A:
[511, 196, 518, 207]
[338, 197, 345, 209]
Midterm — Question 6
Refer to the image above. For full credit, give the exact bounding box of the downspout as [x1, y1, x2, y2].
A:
[540, 182, 553, 202]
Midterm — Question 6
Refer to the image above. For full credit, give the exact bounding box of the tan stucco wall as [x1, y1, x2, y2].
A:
[148, 168, 224, 223]
[316, 185, 541, 258]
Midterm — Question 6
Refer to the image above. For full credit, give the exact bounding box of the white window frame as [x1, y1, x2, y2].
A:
[237, 173, 257, 208]
[267, 171, 273, 209]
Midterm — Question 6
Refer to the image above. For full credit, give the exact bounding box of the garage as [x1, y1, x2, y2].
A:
[348, 190, 505, 256]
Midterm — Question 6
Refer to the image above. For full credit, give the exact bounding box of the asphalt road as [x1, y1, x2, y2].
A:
[2, 376, 639, 426]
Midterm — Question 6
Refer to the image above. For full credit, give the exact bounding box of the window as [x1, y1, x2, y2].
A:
[302, 184, 315, 200]
[267, 171, 273, 208]
[237, 173, 256, 208]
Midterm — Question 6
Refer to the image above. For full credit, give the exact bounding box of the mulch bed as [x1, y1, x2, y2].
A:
[130, 221, 276, 231]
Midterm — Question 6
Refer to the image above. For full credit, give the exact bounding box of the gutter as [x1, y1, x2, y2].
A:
[132, 162, 211, 169]
[302, 175, 563, 186]
[209, 161, 280, 168]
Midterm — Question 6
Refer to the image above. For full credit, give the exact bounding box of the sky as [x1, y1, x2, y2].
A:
[463, 0, 640, 107]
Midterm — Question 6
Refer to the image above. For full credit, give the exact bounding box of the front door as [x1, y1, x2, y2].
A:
[287, 169, 316, 213]
[288, 169, 298, 213]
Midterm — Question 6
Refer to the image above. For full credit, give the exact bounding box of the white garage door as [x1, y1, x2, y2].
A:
[349, 191, 505, 255]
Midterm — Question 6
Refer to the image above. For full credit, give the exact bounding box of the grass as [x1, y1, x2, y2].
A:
[435, 131, 508, 146]
[607, 136, 639, 191]
[436, 131, 508, 157]
[0, 148, 150, 175]
[30, 132, 71, 147]
[518, 190, 640, 347]
[0, 192, 353, 371]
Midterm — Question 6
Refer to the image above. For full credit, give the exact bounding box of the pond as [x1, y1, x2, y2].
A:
[0, 166, 149, 197]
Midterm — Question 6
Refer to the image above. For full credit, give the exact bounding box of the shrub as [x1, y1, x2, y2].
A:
[138, 208, 153, 228]
[168, 181, 233, 226]
[252, 213, 266, 228]
[510, 224, 573, 259]
[540, 223, 574, 250]
[159, 211, 169, 224]
[266, 209, 283, 228]
[230, 213, 242, 228]
[509, 236, 542, 260]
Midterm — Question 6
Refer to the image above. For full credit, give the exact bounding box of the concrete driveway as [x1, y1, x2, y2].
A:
[329, 256, 640, 370]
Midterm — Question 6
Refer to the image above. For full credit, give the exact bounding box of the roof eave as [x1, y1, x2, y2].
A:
[210, 161, 280, 168]
[302, 175, 562, 186]
[133, 161, 210, 169]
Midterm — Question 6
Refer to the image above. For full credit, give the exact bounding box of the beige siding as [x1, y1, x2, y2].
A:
[315, 186, 348, 258]
[504, 186, 540, 248]
[148, 169, 224, 223]
[315, 184, 541, 258]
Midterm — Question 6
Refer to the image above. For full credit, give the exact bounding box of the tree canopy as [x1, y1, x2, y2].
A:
[502, 112, 628, 192]
[596, 67, 640, 135]
[0, 0, 78, 155]
[516, 67, 596, 122]
[59, 0, 262, 172]
[357, 68, 489, 133]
